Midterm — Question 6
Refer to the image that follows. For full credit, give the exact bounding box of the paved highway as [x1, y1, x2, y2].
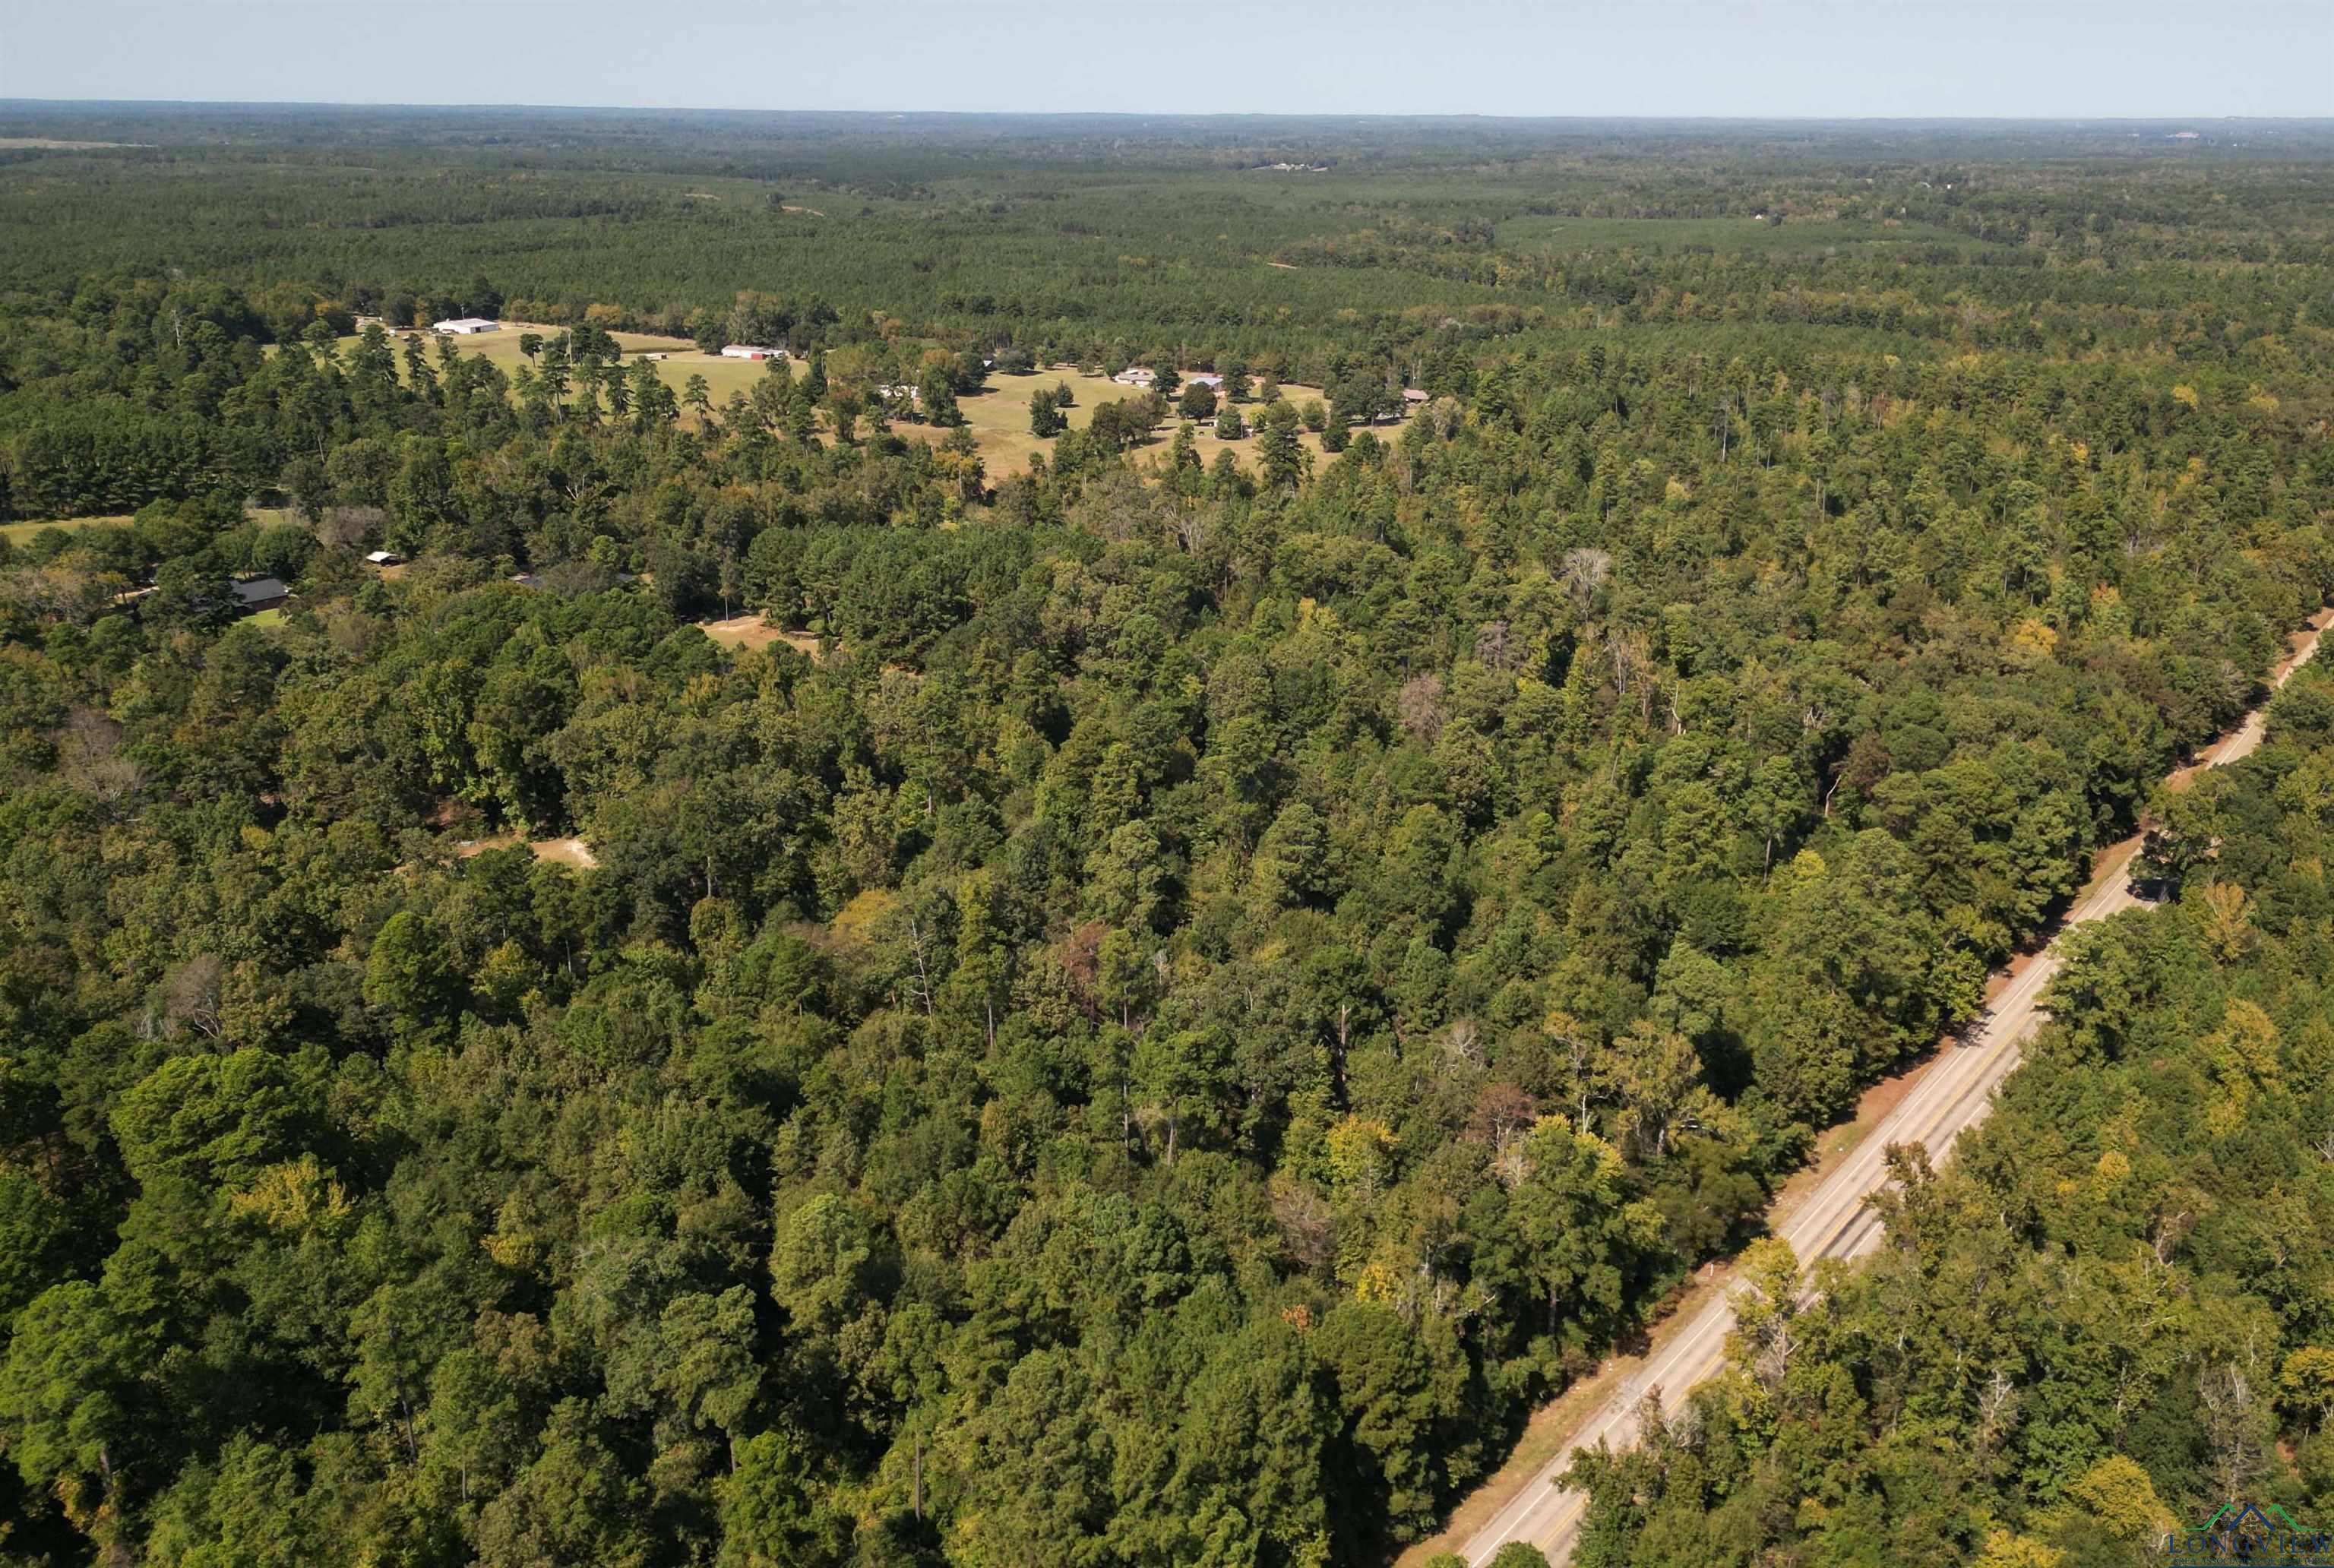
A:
[1459, 615, 2329, 1567]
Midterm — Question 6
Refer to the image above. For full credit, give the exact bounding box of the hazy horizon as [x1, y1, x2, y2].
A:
[4, 2, 2328, 121]
[5, 103, 2328, 125]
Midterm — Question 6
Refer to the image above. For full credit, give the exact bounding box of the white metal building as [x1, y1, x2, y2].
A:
[721, 345, 784, 360]
[432, 318, 500, 334]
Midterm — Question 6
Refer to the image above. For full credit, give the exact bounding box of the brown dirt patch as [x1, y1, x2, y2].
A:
[454, 834, 599, 869]
[698, 615, 824, 661]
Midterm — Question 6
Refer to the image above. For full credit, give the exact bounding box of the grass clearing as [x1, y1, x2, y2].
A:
[2, 514, 131, 545]
[7, 507, 306, 548]
[315, 340, 1402, 482]
[325, 325, 789, 410]
[893, 375, 1379, 478]
[891, 369, 1154, 474]
[697, 614, 825, 661]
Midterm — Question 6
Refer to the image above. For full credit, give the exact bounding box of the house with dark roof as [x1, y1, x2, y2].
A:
[231, 577, 289, 613]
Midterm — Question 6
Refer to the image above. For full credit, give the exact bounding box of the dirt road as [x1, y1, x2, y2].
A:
[1458, 611, 2331, 1566]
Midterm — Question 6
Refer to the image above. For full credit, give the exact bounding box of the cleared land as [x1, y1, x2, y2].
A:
[454, 833, 599, 869]
[321, 336, 1395, 481]
[697, 614, 824, 661]
[2, 514, 131, 545]
[327, 325, 789, 408]
[7, 506, 301, 546]
[893, 372, 1379, 479]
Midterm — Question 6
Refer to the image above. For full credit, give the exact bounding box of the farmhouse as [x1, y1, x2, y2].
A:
[231, 577, 289, 613]
[432, 318, 499, 334]
[721, 345, 785, 360]
[1184, 373, 1223, 390]
[1113, 367, 1156, 387]
[1403, 388, 1429, 410]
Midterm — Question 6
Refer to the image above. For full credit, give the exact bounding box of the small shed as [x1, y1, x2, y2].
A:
[365, 550, 403, 567]
[232, 577, 289, 613]
[1403, 388, 1430, 409]
[432, 318, 500, 335]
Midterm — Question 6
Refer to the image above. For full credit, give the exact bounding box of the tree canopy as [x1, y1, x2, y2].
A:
[1, 109, 2332, 1568]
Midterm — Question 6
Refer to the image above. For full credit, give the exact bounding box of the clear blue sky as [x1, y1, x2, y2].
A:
[4, 1, 2327, 119]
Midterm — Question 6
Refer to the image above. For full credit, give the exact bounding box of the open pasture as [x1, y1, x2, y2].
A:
[321, 337, 1398, 481]
[892, 372, 1369, 478]
[1, 514, 132, 546]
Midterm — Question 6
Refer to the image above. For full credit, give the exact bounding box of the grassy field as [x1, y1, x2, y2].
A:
[2, 514, 131, 545]
[896, 369, 1153, 473]
[893, 372, 1372, 479]
[6, 507, 300, 546]
[326, 324, 799, 407]
[319, 337, 1390, 481]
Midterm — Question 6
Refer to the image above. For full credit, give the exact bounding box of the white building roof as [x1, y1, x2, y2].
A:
[432, 318, 500, 333]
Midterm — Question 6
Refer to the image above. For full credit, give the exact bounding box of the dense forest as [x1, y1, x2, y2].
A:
[0, 110, 2330, 1568]
[1564, 662, 2334, 1568]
